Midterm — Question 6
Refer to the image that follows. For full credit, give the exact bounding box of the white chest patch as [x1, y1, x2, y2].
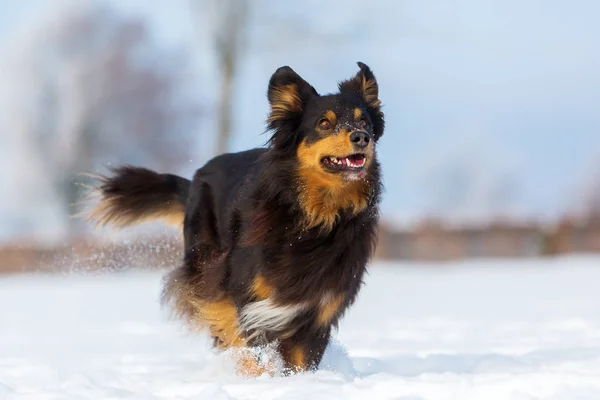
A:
[239, 299, 307, 333]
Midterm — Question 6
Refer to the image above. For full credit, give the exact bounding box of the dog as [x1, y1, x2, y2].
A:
[87, 62, 384, 376]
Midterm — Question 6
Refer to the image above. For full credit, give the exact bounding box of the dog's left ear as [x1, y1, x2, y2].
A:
[339, 62, 385, 141]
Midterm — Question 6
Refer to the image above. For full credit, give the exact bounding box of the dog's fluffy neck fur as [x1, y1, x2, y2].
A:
[250, 149, 382, 237]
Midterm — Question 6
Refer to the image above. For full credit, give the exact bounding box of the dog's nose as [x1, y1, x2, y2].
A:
[350, 131, 370, 149]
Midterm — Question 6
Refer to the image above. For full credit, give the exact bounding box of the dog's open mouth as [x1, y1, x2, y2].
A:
[321, 153, 366, 172]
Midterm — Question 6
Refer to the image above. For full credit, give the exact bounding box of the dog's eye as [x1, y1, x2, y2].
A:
[359, 119, 367, 128]
[318, 118, 332, 130]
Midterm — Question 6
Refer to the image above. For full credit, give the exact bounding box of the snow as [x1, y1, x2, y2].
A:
[1, 256, 600, 399]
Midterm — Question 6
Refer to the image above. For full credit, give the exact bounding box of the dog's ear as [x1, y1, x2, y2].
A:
[266, 66, 318, 152]
[267, 66, 317, 122]
[339, 62, 385, 141]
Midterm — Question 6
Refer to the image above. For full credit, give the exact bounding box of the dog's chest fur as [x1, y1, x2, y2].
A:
[236, 211, 377, 338]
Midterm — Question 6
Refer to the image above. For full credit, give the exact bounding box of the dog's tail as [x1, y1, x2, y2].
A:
[85, 166, 191, 230]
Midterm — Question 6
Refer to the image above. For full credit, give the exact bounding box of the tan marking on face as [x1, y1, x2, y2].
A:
[295, 135, 373, 232]
[353, 108, 362, 121]
[317, 293, 345, 326]
[323, 110, 337, 126]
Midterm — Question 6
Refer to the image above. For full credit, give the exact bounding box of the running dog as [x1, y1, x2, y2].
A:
[88, 62, 385, 376]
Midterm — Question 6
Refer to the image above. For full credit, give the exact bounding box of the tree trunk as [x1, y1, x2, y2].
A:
[215, 57, 235, 156]
[212, 0, 248, 156]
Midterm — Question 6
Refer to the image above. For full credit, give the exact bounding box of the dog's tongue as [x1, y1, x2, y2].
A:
[346, 155, 365, 168]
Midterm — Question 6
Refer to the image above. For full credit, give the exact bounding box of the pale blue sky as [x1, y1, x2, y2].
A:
[1, 0, 599, 232]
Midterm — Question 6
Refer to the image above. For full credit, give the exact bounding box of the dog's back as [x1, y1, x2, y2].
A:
[186, 148, 267, 231]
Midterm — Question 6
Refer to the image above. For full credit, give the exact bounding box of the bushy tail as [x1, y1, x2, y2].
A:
[85, 166, 191, 229]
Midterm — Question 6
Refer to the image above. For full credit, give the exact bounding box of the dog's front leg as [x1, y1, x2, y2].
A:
[278, 326, 331, 374]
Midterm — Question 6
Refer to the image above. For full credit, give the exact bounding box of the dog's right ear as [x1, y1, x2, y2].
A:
[267, 66, 318, 125]
[266, 66, 318, 152]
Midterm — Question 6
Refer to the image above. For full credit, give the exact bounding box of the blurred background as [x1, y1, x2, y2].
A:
[1, 0, 599, 272]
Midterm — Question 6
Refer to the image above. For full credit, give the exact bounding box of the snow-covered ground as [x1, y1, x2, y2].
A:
[1, 257, 600, 400]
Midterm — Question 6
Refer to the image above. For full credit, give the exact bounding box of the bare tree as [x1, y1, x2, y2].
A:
[190, 0, 350, 156]
[193, 0, 249, 156]
[6, 4, 202, 234]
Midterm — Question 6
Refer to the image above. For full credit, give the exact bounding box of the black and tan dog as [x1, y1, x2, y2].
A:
[88, 62, 384, 376]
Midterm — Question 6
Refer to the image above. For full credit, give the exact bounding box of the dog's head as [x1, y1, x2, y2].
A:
[266, 62, 384, 230]
[267, 62, 384, 181]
